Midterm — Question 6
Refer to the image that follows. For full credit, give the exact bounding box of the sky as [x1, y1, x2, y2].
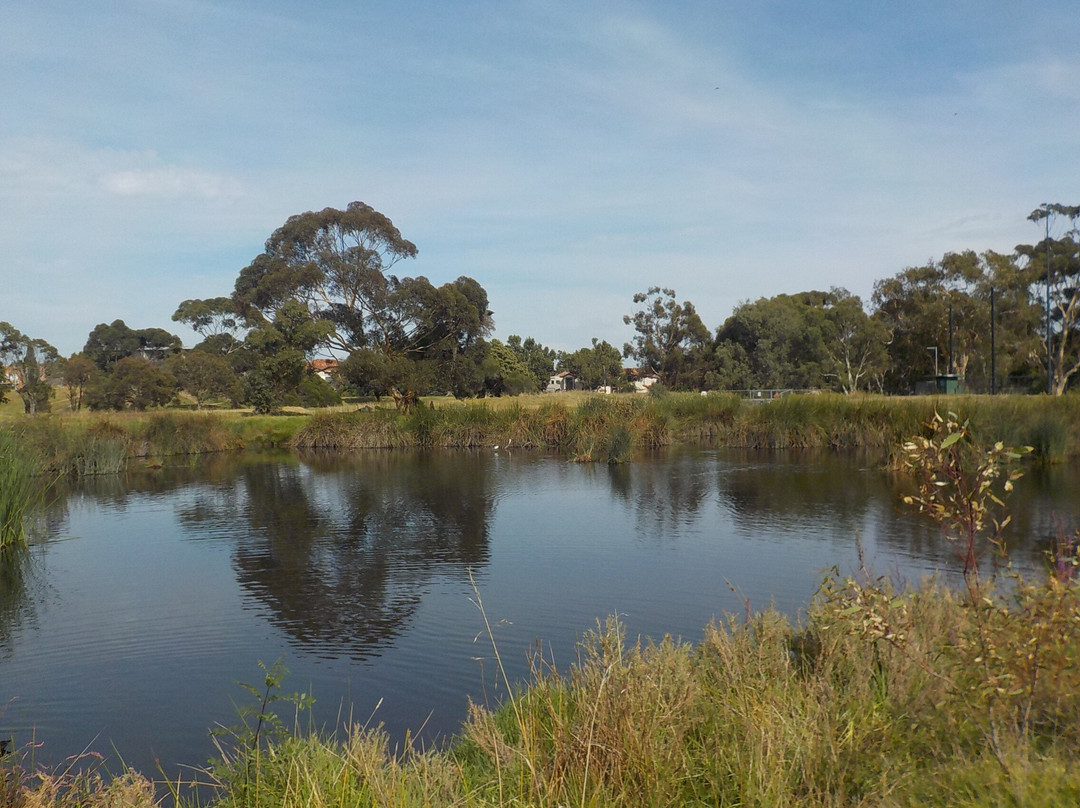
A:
[3, 1, 1079, 357]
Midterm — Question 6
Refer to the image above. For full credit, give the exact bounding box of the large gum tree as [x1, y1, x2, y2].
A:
[1018, 204, 1080, 395]
[233, 201, 491, 411]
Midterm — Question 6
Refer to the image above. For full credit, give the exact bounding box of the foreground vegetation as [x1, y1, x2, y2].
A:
[5, 575, 1078, 806]
[2, 410, 1078, 806]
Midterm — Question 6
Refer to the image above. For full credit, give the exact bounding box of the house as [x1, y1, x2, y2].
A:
[626, 368, 660, 393]
[545, 371, 578, 393]
[306, 358, 340, 383]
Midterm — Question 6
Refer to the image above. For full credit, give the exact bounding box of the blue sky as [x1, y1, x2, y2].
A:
[3, 1, 1078, 357]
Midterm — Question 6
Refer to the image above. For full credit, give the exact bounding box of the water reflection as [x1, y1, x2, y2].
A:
[174, 450, 494, 659]
[0, 548, 40, 661]
[606, 452, 713, 537]
[601, 448, 1073, 581]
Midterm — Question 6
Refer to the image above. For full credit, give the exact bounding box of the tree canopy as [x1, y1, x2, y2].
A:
[623, 287, 710, 390]
[233, 201, 492, 410]
[0, 322, 58, 414]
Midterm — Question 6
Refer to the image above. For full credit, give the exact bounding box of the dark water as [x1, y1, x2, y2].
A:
[0, 447, 1076, 781]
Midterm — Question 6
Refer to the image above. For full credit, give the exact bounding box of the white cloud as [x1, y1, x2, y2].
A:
[100, 165, 242, 199]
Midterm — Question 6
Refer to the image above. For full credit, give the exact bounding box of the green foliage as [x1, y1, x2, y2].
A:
[167, 350, 241, 408]
[506, 334, 557, 391]
[82, 319, 182, 371]
[558, 337, 625, 390]
[89, 355, 177, 411]
[0, 429, 39, 552]
[61, 354, 100, 412]
[208, 659, 315, 804]
[872, 250, 1038, 394]
[0, 322, 60, 416]
[480, 338, 535, 396]
[232, 201, 492, 411]
[709, 288, 887, 393]
[623, 286, 711, 389]
[297, 374, 342, 408]
[900, 411, 1030, 597]
[1017, 204, 1080, 395]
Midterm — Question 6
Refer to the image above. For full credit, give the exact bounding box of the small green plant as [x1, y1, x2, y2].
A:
[206, 659, 314, 804]
[899, 411, 1030, 601]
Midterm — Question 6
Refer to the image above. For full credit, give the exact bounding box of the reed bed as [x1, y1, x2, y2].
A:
[0, 428, 40, 551]
[2, 394, 1077, 475]
[293, 392, 1080, 462]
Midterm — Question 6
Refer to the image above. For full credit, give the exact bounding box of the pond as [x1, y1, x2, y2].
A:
[0, 447, 1076, 781]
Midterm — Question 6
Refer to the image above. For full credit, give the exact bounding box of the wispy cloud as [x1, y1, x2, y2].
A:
[100, 164, 241, 198]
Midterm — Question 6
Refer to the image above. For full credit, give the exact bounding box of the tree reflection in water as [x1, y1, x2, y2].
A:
[0, 547, 40, 661]
[175, 450, 494, 660]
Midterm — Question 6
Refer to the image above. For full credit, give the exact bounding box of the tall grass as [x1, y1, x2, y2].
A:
[182, 571, 1080, 808]
[293, 392, 1080, 462]
[0, 428, 40, 552]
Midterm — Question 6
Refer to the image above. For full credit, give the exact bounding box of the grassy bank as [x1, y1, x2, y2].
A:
[5, 411, 308, 479]
[295, 392, 1080, 461]
[201, 573, 1079, 808]
[2, 393, 1078, 484]
[8, 572, 1075, 807]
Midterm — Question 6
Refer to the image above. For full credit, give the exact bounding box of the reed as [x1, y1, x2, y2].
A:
[137, 412, 244, 459]
[0, 428, 40, 551]
[295, 409, 409, 449]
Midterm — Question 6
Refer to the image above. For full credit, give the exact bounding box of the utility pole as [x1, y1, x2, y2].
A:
[1046, 211, 1053, 394]
[948, 300, 955, 375]
[990, 287, 996, 395]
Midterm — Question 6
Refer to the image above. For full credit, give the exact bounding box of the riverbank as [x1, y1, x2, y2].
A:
[4, 393, 1079, 478]
[4, 571, 1078, 807]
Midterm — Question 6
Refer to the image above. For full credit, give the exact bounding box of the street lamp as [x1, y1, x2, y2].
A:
[927, 346, 939, 377]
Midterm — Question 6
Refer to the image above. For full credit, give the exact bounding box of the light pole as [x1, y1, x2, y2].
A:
[927, 346, 938, 377]
[1046, 211, 1053, 394]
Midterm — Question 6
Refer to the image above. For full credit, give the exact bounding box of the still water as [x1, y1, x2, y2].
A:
[0, 447, 1075, 779]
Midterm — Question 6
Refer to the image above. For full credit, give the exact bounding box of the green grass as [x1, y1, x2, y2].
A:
[152, 570, 1077, 808]
[2, 394, 1078, 474]
[0, 428, 40, 552]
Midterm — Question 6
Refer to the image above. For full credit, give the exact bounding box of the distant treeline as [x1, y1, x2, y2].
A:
[3, 203, 1079, 417]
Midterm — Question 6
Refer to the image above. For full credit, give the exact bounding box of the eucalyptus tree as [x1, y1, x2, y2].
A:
[479, 339, 536, 396]
[558, 338, 625, 390]
[872, 251, 1040, 393]
[0, 323, 58, 414]
[1017, 203, 1080, 395]
[622, 287, 710, 389]
[506, 334, 557, 392]
[711, 292, 830, 390]
[233, 201, 492, 411]
[83, 320, 182, 371]
[166, 350, 241, 409]
[172, 296, 247, 355]
[61, 355, 100, 412]
[819, 289, 890, 393]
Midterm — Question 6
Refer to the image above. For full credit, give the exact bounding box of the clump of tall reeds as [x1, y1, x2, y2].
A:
[0, 429, 39, 552]
[136, 412, 243, 459]
[294, 409, 407, 449]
